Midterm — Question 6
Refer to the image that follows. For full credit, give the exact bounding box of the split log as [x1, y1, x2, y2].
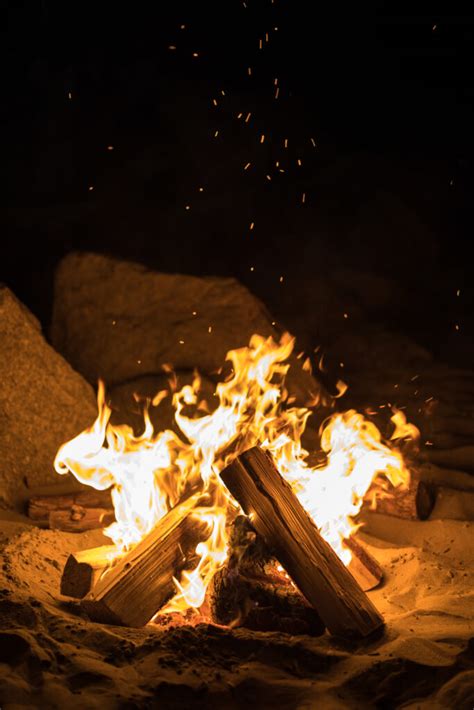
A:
[50, 508, 115, 532]
[369, 479, 436, 521]
[28, 488, 114, 531]
[61, 545, 117, 598]
[345, 537, 384, 591]
[220, 446, 384, 638]
[81, 493, 202, 626]
[208, 516, 325, 635]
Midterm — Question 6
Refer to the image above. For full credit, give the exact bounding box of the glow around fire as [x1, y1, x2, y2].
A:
[54, 333, 417, 614]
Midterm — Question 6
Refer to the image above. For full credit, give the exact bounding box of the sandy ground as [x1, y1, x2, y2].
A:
[0, 512, 473, 710]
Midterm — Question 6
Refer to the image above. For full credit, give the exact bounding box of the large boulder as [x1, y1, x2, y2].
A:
[0, 287, 97, 509]
[51, 252, 280, 385]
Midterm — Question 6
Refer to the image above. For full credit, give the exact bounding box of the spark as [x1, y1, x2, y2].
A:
[279, 276, 284, 283]
[237, 112, 243, 119]
[275, 87, 280, 99]
[88, 186, 94, 191]
[266, 174, 272, 181]
[301, 192, 306, 203]
[310, 137, 317, 148]
[248, 67, 252, 76]
[192, 311, 197, 316]
[107, 145, 114, 151]
[250, 266, 255, 271]
[260, 134, 265, 144]
[185, 205, 190, 210]
[259, 39, 263, 49]
[245, 112, 251, 123]
[343, 313, 348, 319]
[212, 99, 218, 106]
[179, 340, 185, 345]
[208, 326, 212, 333]
[297, 158, 302, 166]
[244, 162, 251, 170]
[214, 130, 219, 137]
[192, 52, 199, 58]
[456, 289, 461, 296]
[249, 222, 255, 230]
[68, 91, 72, 100]
[199, 187, 204, 192]
[168, 45, 177, 50]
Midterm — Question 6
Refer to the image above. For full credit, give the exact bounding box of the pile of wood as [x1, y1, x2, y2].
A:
[59, 447, 385, 639]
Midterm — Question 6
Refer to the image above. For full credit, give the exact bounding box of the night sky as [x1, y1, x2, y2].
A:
[1, 3, 473, 359]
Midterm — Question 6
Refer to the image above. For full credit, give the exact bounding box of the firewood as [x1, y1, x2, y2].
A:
[423, 446, 474, 472]
[220, 446, 384, 638]
[81, 493, 202, 627]
[345, 537, 384, 591]
[28, 488, 114, 531]
[208, 516, 325, 635]
[61, 545, 117, 598]
[50, 507, 115, 532]
[369, 479, 436, 521]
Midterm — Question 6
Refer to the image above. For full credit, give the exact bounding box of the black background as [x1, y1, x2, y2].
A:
[1, 2, 473, 361]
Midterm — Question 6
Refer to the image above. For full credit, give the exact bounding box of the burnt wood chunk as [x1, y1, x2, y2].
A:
[81, 494, 202, 627]
[209, 516, 325, 635]
[220, 446, 384, 638]
[370, 478, 436, 521]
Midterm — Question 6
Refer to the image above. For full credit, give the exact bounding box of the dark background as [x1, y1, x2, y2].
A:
[1, 2, 473, 365]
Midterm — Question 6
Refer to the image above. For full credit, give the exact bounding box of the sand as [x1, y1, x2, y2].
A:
[0, 512, 473, 709]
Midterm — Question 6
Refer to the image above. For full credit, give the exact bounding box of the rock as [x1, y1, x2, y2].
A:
[51, 252, 277, 385]
[50, 253, 327, 409]
[0, 287, 97, 509]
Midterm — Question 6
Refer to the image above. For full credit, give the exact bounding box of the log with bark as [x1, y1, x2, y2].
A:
[423, 445, 474, 472]
[81, 493, 203, 626]
[220, 446, 384, 638]
[28, 487, 115, 532]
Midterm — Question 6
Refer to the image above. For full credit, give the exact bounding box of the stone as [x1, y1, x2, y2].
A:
[51, 252, 277, 386]
[50, 253, 326, 411]
[0, 287, 97, 509]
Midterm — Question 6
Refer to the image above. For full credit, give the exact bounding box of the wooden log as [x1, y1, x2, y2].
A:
[369, 479, 436, 521]
[345, 537, 384, 591]
[220, 447, 384, 638]
[28, 488, 114, 531]
[208, 516, 325, 635]
[81, 493, 202, 627]
[61, 545, 118, 598]
[50, 507, 115, 532]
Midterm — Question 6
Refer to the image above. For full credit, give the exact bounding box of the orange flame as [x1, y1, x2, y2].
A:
[54, 333, 417, 613]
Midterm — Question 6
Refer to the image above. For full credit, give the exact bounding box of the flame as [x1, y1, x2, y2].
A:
[54, 333, 417, 614]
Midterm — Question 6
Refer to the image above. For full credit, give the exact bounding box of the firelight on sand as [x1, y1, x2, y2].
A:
[54, 333, 418, 614]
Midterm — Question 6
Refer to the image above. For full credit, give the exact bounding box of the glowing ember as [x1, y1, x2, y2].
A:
[54, 333, 417, 614]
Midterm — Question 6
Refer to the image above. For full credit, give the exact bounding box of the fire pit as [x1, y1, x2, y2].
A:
[1, 254, 473, 708]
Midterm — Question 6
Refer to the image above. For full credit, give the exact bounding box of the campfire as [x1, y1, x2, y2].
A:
[2, 254, 474, 708]
[49, 331, 419, 637]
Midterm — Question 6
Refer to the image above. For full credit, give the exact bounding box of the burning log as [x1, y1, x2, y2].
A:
[61, 545, 117, 598]
[208, 516, 325, 635]
[28, 488, 115, 532]
[81, 493, 202, 627]
[220, 447, 384, 638]
[369, 479, 436, 521]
